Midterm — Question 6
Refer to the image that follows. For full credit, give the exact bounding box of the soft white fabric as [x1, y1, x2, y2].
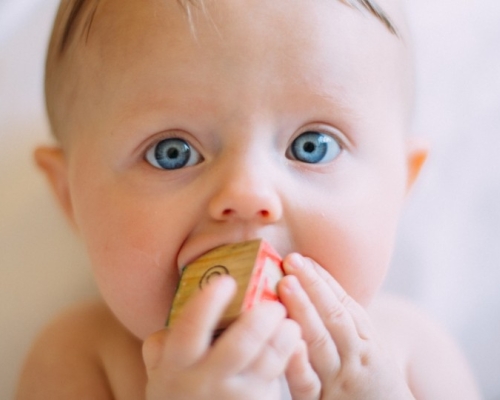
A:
[1, 1, 499, 398]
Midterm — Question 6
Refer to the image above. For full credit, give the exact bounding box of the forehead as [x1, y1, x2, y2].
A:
[58, 0, 399, 54]
[49, 0, 411, 141]
[81, 1, 400, 87]
[64, 0, 403, 70]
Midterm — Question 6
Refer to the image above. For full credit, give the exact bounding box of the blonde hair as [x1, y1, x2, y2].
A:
[56, 0, 397, 55]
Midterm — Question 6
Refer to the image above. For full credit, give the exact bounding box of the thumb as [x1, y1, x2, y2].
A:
[142, 329, 168, 373]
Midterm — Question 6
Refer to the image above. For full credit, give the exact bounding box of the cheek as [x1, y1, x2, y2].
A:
[290, 171, 406, 306]
[305, 214, 398, 306]
[71, 187, 187, 339]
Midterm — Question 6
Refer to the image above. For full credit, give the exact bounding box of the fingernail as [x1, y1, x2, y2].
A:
[142, 330, 166, 370]
[286, 253, 304, 271]
[215, 275, 236, 290]
[204, 274, 235, 293]
[284, 275, 300, 292]
[206, 271, 229, 284]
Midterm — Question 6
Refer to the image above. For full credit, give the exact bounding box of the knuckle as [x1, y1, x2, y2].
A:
[267, 339, 290, 362]
[323, 302, 345, 323]
[234, 303, 288, 348]
[294, 378, 320, 398]
[337, 287, 349, 303]
[302, 271, 324, 293]
[308, 329, 331, 351]
[271, 320, 302, 358]
[238, 323, 268, 348]
[256, 300, 286, 319]
[339, 290, 355, 309]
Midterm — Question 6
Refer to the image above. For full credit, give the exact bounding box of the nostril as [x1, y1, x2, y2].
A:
[220, 208, 271, 219]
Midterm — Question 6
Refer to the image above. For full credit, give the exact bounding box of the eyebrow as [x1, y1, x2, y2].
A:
[60, 0, 100, 53]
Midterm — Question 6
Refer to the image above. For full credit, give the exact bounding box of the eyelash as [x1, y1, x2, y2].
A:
[287, 130, 343, 164]
[145, 137, 203, 170]
[144, 128, 344, 170]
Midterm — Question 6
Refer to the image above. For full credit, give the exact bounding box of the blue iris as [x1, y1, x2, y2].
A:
[291, 131, 341, 164]
[146, 138, 200, 170]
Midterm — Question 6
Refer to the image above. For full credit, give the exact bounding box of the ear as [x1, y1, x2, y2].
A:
[405, 136, 429, 195]
[34, 146, 77, 229]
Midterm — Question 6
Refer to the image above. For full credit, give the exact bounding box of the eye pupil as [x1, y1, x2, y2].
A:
[303, 142, 316, 153]
[167, 148, 180, 159]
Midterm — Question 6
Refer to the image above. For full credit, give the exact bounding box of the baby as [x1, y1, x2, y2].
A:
[17, 0, 480, 398]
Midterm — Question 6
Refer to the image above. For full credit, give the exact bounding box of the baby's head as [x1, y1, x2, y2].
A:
[38, 0, 427, 339]
[45, 0, 414, 144]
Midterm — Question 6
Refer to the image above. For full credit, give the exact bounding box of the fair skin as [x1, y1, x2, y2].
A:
[17, 0, 480, 399]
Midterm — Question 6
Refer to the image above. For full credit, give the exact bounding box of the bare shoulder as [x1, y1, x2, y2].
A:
[368, 294, 481, 400]
[16, 300, 146, 400]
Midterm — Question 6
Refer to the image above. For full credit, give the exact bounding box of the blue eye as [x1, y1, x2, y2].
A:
[290, 131, 341, 164]
[146, 138, 202, 170]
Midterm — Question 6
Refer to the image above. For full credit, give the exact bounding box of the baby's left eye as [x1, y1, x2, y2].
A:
[145, 138, 202, 170]
[289, 131, 341, 164]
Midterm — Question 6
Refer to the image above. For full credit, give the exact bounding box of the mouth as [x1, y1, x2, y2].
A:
[177, 235, 285, 273]
[168, 238, 285, 331]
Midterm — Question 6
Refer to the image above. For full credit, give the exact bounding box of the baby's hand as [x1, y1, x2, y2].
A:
[280, 254, 415, 400]
[143, 276, 301, 400]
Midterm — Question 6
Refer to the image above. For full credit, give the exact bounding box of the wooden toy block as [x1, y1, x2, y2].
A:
[167, 239, 284, 332]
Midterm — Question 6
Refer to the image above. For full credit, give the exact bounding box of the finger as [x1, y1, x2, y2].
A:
[143, 329, 168, 373]
[163, 275, 236, 368]
[208, 301, 287, 375]
[283, 253, 360, 356]
[310, 260, 373, 341]
[244, 318, 302, 380]
[279, 274, 341, 381]
[285, 340, 321, 400]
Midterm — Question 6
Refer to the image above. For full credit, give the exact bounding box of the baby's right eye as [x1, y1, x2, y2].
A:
[145, 138, 202, 170]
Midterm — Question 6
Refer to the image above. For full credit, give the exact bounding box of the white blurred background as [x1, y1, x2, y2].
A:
[1, 1, 499, 398]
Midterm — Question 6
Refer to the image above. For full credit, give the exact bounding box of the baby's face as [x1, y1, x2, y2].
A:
[52, 0, 419, 339]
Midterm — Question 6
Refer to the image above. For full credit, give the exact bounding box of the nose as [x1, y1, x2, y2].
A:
[208, 163, 283, 224]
